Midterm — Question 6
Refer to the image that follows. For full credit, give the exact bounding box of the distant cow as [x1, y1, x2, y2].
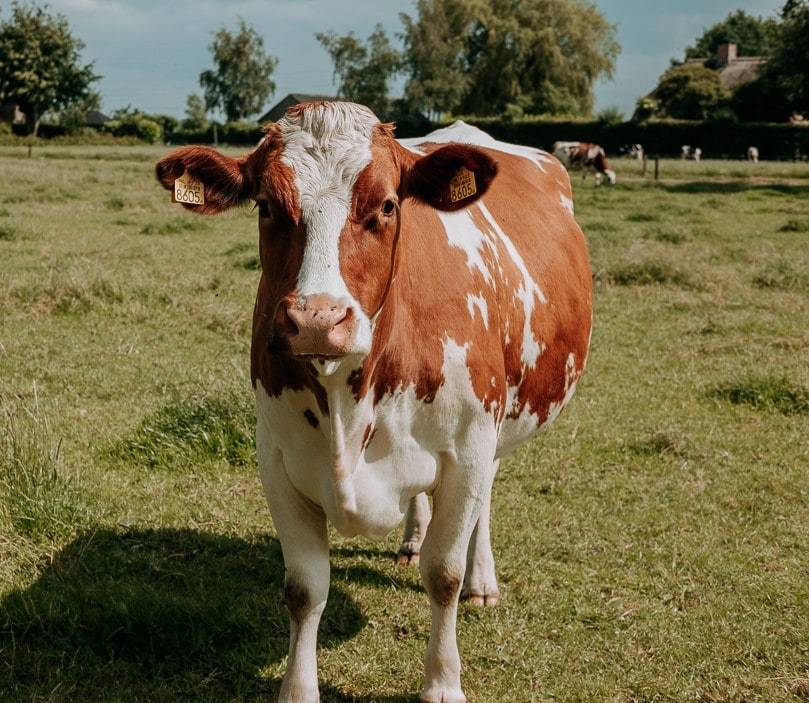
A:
[620, 143, 644, 160]
[155, 102, 593, 703]
[553, 141, 616, 184]
[681, 145, 702, 161]
[747, 146, 760, 163]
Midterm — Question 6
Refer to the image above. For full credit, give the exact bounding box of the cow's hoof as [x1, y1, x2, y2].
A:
[462, 592, 500, 607]
[461, 588, 500, 607]
[420, 688, 466, 703]
[396, 545, 420, 566]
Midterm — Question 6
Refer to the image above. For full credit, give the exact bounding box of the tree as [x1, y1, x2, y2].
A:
[654, 63, 729, 120]
[0, 1, 99, 136]
[398, 0, 475, 121]
[183, 93, 208, 130]
[54, 90, 101, 135]
[316, 25, 402, 118]
[684, 9, 779, 62]
[199, 18, 277, 122]
[399, 0, 619, 118]
[761, 0, 809, 117]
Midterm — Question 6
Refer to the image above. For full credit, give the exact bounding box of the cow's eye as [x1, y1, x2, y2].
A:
[381, 199, 396, 217]
[256, 200, 271, 219]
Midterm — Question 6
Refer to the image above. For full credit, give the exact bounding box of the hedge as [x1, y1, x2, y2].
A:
[435, 117, 809, 161]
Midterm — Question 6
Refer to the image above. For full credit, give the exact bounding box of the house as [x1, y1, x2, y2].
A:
[258, 93, 341, 124]
[0, 103, 110, 130]
[0, 99, 24, 126]
[84, 110, 110, 127]
[635, 43, 768, 121]
[685, 43, 767, 92]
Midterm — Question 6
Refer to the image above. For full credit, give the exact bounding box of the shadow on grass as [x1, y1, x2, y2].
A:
[658, 181, 809, 196]
[0, 527, 410, 702]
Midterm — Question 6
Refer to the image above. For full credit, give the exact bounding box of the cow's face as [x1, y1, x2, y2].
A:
[155, 102, 497, 371]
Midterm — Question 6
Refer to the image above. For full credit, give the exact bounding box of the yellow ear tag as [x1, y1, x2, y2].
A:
[172, 170, 205, 205]
[449, 166, 477, 203]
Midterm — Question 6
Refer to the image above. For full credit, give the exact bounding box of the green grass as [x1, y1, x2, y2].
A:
[0, 148, 808, 702]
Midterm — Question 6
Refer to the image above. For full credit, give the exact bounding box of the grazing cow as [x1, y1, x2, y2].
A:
[681, 145, 702, 161]
[747, 146, 760, 163]
[552, 140, 616, 184]
[155, 102, 592, 703]
[620, 143, 644, 160]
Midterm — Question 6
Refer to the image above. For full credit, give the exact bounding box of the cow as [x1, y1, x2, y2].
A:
[620, 143, 644, 160]
[155, 101, 593, 703]
[552, 140, 616, 184]
[681, 145, 702, 161]
[747, 146, 760, 163]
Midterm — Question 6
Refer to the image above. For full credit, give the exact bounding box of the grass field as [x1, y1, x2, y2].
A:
[1, 143, 807, 703]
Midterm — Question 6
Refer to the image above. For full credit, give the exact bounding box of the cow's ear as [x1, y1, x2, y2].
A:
[155, 146, 249, 215]
[402, 144, 498, 212]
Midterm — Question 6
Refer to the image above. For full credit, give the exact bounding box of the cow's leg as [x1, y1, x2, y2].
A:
[461, 460, 500, 606]
[419, 451, 496, 703]
[257, 420, 328, 703]
[396, 492, 431, 565]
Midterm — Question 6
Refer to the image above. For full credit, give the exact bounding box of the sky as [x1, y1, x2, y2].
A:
[15, 0, 787, 121]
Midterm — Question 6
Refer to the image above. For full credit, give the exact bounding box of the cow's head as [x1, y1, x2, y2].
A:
[155, 102, 497, 370]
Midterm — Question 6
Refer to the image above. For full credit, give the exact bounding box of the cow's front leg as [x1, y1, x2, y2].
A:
[418, 453, 496, 703]
[257, 423, 329, 703]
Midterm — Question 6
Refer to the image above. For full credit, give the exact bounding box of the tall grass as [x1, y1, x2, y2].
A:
[1, 387, 86, 542]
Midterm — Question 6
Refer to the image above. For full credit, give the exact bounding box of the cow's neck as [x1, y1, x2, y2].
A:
[312, 359, 375, 513]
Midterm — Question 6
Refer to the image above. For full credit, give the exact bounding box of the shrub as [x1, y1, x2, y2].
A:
[102, 115, 163, 143]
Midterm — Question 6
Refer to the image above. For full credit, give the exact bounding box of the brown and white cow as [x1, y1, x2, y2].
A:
[553, 140, 616, 184]
[155, 102, 592, 703]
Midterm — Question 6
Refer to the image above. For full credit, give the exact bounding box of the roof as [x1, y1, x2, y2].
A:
[258, 93, 341, 124]
[84, 110, 111, 126]
[685, 56, 767, 92]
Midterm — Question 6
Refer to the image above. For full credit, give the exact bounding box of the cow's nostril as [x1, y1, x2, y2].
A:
[276, 303, 299, 337]
[273, 296, 355, 357]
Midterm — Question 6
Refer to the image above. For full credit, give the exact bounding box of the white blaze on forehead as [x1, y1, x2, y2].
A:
[276, 102, 378, 297]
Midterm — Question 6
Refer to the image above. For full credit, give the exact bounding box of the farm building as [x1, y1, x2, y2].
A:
[258, 93, 341, 124]
[686, 42, 767, 92]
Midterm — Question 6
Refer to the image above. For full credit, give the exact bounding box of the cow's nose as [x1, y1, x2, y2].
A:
[275, 295, 356, 357]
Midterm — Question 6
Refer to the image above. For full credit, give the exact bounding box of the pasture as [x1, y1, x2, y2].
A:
[1, 144, 807, 702]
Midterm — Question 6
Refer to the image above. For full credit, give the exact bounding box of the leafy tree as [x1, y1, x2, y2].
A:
[399, 0, 619, 118]
[183, 93, 208, 130]
[0, 1, 99, 136]
[398, 0, 475, 121]
[761, 0, 809, 117]
[633, 96, 660, 122]
[316, 25, 402, 118]
[54, 90, 101, 135]
[199, 18, 277, 122]
[684, 9, 779, 61]
[654, 63, 729, 120]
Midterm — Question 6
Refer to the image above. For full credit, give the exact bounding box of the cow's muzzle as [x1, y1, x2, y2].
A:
[272, 294, 359, 359]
